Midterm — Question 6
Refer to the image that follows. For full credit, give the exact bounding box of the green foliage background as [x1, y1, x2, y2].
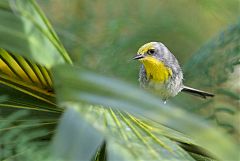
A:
[39, 0, 238, 82]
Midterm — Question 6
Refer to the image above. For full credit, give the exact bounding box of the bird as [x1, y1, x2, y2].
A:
[133, 42, 214, 102]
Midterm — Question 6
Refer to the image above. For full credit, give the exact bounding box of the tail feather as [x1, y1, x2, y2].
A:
[181, 86, 214, 99]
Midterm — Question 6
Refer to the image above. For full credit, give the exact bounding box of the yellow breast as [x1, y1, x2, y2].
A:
[140, 56, 172, 83]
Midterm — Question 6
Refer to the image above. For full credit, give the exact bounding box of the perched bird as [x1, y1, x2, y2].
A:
[133, 42, 214, 102]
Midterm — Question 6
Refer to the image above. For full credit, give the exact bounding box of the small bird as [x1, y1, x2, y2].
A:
[133, 42, 214, 102]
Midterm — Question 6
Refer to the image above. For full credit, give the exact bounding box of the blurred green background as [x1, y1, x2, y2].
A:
[37, 0, 239, 142]
[38, 0, 238, 83]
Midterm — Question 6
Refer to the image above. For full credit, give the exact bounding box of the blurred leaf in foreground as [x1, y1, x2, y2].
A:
[52, 107, 104, 161]
[52, 64, 239, 161]
[52, 103, 198, 161]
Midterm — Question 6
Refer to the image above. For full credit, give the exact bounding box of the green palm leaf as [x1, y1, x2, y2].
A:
[0, 48, 55, 105]
[52, 64, 238, 161]
[0, 1, 65, 159]
[0, 0, 72, 67]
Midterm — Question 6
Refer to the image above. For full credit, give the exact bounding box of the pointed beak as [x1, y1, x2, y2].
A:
[132, 54, 145, 60]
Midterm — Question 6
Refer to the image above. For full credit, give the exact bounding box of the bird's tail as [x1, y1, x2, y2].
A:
[181, 86, 214, 99]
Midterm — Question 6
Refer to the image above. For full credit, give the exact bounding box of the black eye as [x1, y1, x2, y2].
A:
[147, 49, 155, 55]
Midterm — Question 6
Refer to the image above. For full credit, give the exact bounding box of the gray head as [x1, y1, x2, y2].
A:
[132, 42, 171, 61]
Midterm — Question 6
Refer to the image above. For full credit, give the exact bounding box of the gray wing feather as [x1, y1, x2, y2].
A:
[138, 65, 148, 88]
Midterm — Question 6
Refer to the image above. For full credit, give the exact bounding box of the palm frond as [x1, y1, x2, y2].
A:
[53, 106, 196, 161]
[0, 0, 72, 67]
[0, 110, 56, 161]
[0, 48, 55, 105]
[52, 64, 238, 160]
